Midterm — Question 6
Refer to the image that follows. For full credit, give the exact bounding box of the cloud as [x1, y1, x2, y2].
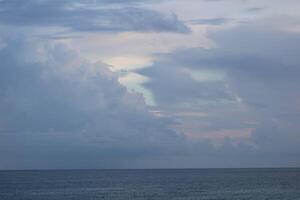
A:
[0, 0, 190, 34]
[246, 7, 266, 13]
[188, 18, 232, 25]
[1, 0, 300, 169]
[0, 32, 185, 169]
[139, 64, 233, 106]
[136, 18, 300, 166]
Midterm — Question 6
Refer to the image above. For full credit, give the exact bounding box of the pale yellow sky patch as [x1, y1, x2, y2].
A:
[69, 25, 211, 63]
[105, 55, 153, 71]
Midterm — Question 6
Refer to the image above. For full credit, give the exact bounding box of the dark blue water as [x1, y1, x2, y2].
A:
[1, 168, 300, 200]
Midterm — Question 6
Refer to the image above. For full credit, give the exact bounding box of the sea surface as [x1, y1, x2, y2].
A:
[0, 168, 300, 200]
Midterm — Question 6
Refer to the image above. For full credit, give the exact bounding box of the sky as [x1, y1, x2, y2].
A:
[0, 0, 300, 169]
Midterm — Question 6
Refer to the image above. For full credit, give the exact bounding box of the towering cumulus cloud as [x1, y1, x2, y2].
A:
[0, 33, 184, 169]
[0, 0, 190, 169]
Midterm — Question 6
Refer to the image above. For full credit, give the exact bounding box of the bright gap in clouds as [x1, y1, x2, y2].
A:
[102, 55, 155, 105]
[118, 72, 156, 106]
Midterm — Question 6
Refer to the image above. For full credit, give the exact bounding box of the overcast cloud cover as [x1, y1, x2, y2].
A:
[0, 0, 300, 169]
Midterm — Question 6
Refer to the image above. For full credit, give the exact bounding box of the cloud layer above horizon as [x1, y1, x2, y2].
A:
[1, 0, 300, 169]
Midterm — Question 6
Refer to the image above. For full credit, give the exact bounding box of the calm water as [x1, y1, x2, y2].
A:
[0, 168, 300, 200]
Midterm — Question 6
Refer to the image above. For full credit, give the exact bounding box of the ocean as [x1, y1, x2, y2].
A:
[0, 168, 299, 200]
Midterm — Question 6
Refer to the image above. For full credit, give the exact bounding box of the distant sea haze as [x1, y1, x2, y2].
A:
[1, 168, 300, 200]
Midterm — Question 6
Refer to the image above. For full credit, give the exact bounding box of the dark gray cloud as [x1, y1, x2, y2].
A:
[137, 20, 300, 166]
[141, 21, 300, 112]
[0, 0, 190, 34]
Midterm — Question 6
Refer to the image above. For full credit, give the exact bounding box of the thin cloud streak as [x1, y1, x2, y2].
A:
[0, 0, 190, 34]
